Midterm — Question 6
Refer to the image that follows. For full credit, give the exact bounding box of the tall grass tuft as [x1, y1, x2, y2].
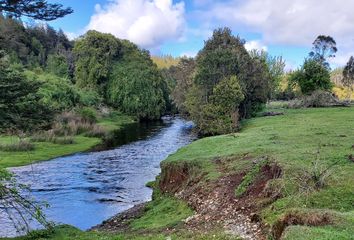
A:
[0, 140, 35, 152]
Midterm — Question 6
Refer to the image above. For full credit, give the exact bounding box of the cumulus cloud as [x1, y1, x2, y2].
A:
[86, 0, 186, 49]
[244, 40, 267, 51]
[198, 0, 354, 66]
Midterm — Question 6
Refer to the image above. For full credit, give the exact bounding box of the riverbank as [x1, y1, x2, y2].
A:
[3, 107, 354, 240]
[0, 113, 135, 168]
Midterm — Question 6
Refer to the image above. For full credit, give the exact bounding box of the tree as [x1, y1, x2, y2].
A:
[0, 51, 53, 134]
[170, 57, 196, 113]
[0, 0, 73, 21]
[73, 30, 121, 92]
[249, 50, 285, 99]
[46, 53, 69, 78]
[289, 59, 332, 95]
[185, 28, 271, 135]
[342, 56, 354, 98]
[106, 42, 166, 120]
[309, 35, 337, 68]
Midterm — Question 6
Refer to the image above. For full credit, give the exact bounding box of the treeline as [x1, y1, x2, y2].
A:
[1, 15, 353, 137]
[0, 16, 174, 134]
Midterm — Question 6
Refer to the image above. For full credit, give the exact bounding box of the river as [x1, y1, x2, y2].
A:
[0, 117, 196, 237]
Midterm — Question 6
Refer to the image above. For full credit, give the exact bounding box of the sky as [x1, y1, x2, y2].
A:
[46, 0, 354, 70]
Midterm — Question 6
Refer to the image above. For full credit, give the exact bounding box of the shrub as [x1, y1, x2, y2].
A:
[289, 59, 333, 95]
[84, 125, 107, 138]
[51, 137, 75, 145]
[78, 107, 97, 124]
[0, 140, 35, 152]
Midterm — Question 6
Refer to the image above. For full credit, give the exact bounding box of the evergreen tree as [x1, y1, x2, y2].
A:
[0, 0, 72, 20]
[0, 51, 53, 133]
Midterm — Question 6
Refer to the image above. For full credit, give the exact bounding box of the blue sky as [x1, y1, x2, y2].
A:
[47, 0, 354, 69]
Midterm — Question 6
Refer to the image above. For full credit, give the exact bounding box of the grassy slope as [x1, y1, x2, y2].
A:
[0, 114, 135, 168]
[164, 107, 354, 239]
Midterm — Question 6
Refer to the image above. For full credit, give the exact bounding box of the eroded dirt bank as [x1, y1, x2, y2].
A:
[94, 155, 285, 239]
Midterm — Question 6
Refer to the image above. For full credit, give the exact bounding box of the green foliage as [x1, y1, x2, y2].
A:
[73, 30, 121, 91]
[78, 107, 97, 124]
[189, 76, 244, 135]
[249, 50, 285, 99]
[0, 16, 72, 68]
[0, 168, 51, 235]
[290, 59, 333, 95]
[25, 71, 80, 111]
[46, 54, 69, 78]
[0, 0, 73, 21]
[0, 53, 54, 133]
[309, 35, 337, 69]
[185, 28, 270, 135]
[107, 43, 166, 120]
[170, 57, 196, 113]
[343, 56, 354, 91]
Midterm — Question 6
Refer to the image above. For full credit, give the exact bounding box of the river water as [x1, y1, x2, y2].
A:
[0, 117, 196, 237]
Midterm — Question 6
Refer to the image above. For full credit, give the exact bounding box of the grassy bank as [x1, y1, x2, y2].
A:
[3, 107, 354, 239]
[0, 113, 135, 168]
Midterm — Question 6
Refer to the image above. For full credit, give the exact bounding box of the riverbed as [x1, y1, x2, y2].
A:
[0, 117, 196, 237]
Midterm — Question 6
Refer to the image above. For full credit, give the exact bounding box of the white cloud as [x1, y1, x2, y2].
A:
[87, 0, 186, 49]
[244, 40, 267, 52]
[197, 0, 354, 67]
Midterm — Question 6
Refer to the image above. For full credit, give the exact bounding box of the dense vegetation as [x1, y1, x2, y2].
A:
[1, 2, 354, 239]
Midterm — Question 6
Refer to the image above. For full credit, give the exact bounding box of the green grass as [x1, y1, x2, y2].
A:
[234, 157, 268, 197]
[164, 107, 354, 238]
[97, 112, 135, 131]
[3, 107, 354, 239]
[0, 135, 101, 168]
[130, 195, 194, 231]
[0, 114, 135, 168]
[2, 225, 240, 240]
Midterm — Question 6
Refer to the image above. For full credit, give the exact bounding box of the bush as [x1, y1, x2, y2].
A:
[0, 140, 35, 152]
[31, 132, 75, 144]
[290, 59, 333, 95]
[51, 136, 75, 145]
[84, 125, 107, 138]
[78, 107, 97, 124]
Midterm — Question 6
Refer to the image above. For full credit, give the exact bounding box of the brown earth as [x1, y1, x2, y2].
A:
[92, 156, 284, 239]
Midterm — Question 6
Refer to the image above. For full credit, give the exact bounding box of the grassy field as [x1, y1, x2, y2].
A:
[164, 107, 354, 239]
[2, 107, 354, 239]
[0, 114, 135, 168]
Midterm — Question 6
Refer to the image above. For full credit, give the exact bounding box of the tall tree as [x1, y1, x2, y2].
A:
[0, 0, 72, 20]
[309, 35, 337, 68]
[342, 56, 354, 98]
[0, 51, 53, 134]
[170, 57, 196, 113]
[73, 30, 121, 91]
[249, 50, 285, 99]
[186, 27, 271, 135]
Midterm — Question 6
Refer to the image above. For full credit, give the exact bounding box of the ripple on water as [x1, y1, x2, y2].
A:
[1, 117, 196, 237]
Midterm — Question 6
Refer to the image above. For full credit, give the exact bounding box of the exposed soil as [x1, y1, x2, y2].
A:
[271, 210, 333, 239]
[91, 203, 146, 233]
[93, 156, 283, 240]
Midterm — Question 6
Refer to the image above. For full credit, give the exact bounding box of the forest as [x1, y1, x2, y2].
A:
[0, 1, 353, 240]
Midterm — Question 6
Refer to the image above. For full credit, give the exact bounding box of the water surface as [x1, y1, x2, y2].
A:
[1, 117, 195, 237]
